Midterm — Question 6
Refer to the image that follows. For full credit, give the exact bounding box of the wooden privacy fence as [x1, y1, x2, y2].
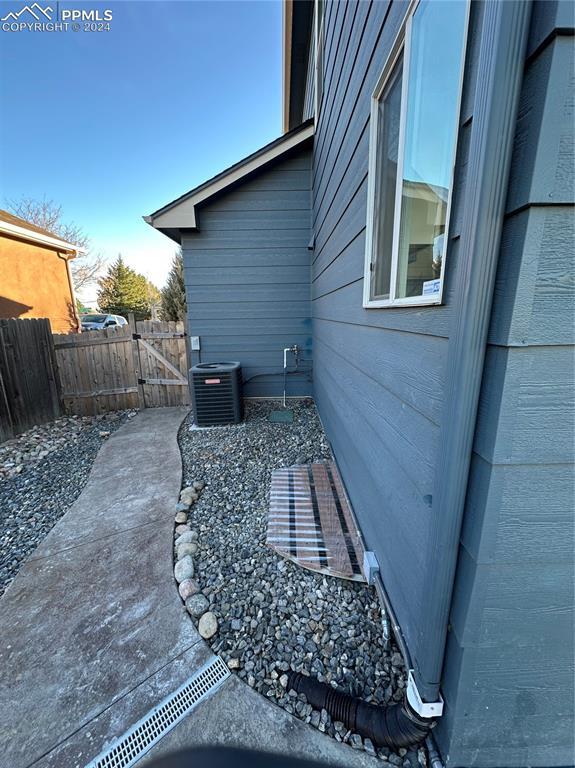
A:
[53, 320, 190, 415]
[0, 318, 61, 442]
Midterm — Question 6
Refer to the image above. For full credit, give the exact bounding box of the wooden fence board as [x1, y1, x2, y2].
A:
[0, 318, 61, 440]
[53, 326, 139, 416]
[136, 320, 190, 408]
[0, 318, 190, 440]
[52, 320, 190, 416]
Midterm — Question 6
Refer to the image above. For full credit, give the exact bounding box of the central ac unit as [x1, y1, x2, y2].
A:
[190, 362, 243, 426]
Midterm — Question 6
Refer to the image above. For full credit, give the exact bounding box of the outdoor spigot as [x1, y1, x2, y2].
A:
[282, 345, 299, 408]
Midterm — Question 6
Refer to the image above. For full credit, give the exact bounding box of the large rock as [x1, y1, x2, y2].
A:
[180, 486, 199, 504]
[175, 530, 198, 545]
[175, 501, 189, 513]
[175, 524, 191, 535]
[178, 579, 200, 600]
[185, 593, 209, 618]
[198, 611, 218, 639]
[174, 555, 194, 583]
[174, 512, 187, 524]
[177, 542, 198, 559]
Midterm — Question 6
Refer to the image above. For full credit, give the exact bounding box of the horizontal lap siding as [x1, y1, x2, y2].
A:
[437, 12, 575, 766]
[311, 1, 573, 764]
[182, 147, 312, 398]
[311, 0, 480, 706]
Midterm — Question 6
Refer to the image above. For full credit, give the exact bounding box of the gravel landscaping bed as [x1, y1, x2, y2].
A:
[0, 411, 134, 595]
[177, 400, 425, 766]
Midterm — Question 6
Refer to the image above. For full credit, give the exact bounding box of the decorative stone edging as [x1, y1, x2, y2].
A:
[174, 403, 425, 766]
[173, 480, 218, 640]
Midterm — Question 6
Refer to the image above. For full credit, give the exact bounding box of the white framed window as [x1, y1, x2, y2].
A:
[364, 0, 470, 309]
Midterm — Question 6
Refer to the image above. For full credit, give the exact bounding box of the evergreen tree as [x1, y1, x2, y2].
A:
[160, 250, 187, 321]
[76, 298, 92, 315]
[97, 256, 158, 320]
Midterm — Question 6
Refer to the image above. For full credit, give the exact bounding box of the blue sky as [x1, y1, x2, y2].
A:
[0, 0, 282, 301]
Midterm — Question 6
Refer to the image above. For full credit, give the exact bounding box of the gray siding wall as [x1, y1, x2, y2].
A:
[311, 1, 573, 766]
[311, 0, 477, 708]
[437, 4, 575, 764]
[182, 147, 313, 398]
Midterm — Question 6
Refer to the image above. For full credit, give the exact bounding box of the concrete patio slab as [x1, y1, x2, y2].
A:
[28, 408, 187, 560]
[141, 674, 379, 768]
[0, 406, 379, 768]
[0, 407, 197, 768]
[33, 642, 215, 768]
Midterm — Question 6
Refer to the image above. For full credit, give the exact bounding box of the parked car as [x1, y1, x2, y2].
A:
[80, 313, 128, 332]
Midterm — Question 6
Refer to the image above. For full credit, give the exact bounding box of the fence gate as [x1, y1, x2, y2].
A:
[52, 319, 190, 416]
[132, 320, 190, 408]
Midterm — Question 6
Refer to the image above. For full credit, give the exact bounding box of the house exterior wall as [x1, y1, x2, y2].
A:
[158, 0, 572, 762]
[437, 4, 575, 763]
[0, 235, 78, 333]
[181, 146, 313, 397]
[308, 1, 573, 766]
[310, 0, 477, 708]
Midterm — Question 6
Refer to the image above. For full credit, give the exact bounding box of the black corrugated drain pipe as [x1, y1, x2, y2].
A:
[287, 671, 432, 749]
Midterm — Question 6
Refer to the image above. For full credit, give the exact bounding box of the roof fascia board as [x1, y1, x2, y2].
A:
[149, 123, 314, 231]
[283, 0, 293, 133]
[0, 220, 82, 256]
[284, 0, 314, 131]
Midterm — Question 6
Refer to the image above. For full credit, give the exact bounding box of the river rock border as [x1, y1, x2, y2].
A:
[173, 480, 219, 640]
[174, 402, 426, 766]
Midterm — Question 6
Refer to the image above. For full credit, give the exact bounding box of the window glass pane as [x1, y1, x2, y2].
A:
[372, 59, 403, 300]
[395, 0, 467, 299]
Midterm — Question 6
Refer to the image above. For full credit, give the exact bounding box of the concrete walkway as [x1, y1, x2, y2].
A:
[0, 408, 378, 768]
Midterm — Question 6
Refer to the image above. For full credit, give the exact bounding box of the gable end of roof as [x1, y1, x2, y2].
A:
[145, 121, 314, 241]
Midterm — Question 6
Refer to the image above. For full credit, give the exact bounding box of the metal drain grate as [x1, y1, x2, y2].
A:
[85, 655, 230, 768]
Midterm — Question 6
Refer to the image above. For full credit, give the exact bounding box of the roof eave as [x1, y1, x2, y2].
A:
[283, 0, 314, 132]
[146, 121, 314, 239]
[0, 220, 83, 256]
[283, 0, 294, 134]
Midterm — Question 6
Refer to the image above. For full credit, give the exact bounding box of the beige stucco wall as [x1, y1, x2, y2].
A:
[0, 234, 78, 333]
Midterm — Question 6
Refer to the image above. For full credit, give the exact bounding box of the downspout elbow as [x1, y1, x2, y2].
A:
[288, 672, 434, 750]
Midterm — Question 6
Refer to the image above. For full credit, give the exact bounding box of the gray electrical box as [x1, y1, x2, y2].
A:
[190, 336, 201, 351]
[363, 550, 380, 585]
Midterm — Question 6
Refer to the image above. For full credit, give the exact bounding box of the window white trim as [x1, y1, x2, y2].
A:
[363, 0, 470, 310]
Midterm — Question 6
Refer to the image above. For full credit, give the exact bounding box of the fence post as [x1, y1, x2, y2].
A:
[128, 313, 146, 410]
[41, 319, 62, 419]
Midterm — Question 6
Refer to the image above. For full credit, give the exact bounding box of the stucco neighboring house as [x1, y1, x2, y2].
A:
[0, 209, 81, 333]
[146, 1, 574, 765]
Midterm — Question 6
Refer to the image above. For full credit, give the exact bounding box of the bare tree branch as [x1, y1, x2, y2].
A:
[70, 253, 108, 291]
[6, 196, 106, 291]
